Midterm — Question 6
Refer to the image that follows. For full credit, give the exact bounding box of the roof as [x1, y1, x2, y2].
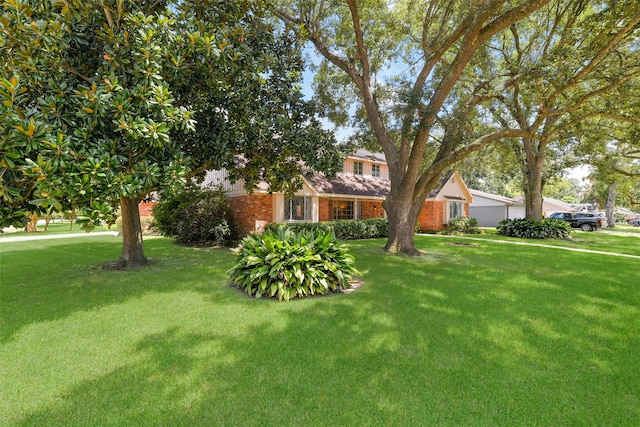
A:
[469, 189, 524, 206]
[349, 149, 387, 163]
[306, 168, 472, 203]
[543, 197, 576, 212]
[306, 173, 391, 198]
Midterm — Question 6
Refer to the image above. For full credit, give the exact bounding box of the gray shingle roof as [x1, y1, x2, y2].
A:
[306, 173, 391, 198]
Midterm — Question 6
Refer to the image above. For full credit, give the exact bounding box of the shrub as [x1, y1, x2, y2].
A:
[153, 185, 236, 246]
[264, 218, 389, 240]
[497, 218, 571, 239]
[263, 221, 333, 235]
[444, 217, 481, 235]
[229, 229, 359, 301]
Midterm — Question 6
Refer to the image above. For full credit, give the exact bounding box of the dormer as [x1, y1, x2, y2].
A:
[341, 149, 389, 179]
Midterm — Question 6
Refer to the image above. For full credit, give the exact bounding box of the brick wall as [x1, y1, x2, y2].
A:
[138, 202, 156, 217]
[319, 198, 331, 222]
[360, 200, 385, 219]
[417, 200, 446, 231]
[229, 194, 273, 236]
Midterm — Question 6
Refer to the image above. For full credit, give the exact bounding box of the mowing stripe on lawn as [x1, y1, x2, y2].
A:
[419, 233, 640, 259]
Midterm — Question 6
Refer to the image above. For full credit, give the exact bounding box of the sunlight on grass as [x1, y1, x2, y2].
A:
[2, 234, 639, 425]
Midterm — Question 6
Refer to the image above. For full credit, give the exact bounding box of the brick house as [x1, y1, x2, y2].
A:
[205, 150, 474, 236]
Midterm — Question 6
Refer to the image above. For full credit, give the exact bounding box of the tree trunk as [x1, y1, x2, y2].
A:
[523, 139, 545, 220]
[605, 181, 616, 228]
[111, 196, 148, 269]
[382, 195, 422, 256]
[26, 213, 38, 232]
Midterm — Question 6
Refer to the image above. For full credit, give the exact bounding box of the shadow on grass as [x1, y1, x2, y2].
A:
[0, 237, 236, 343]
[9, 237, 640, 425]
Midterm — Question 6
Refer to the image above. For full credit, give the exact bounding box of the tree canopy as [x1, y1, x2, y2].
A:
[274, 0, 557, 254]
[273, 1, 639, 252]
[1, 0, 343, 267]
[482, 0, 640, 219]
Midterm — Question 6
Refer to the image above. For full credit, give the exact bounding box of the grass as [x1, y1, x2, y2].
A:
[1, 233, 639, 426]
[0, 221, 112, 238]
[468, 227, 640, 257]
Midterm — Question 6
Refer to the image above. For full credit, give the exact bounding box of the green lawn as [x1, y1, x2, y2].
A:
[1, 233, 639, 426]
[468, 228, 640, 257]
[0, 222, 112, 237]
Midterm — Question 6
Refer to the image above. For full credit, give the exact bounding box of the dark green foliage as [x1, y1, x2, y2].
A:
[497, 218, 571, 239]
[332, 219, 389, 240]
[263, 221, 334, 235]
[444, 217, 481, 235]
[153, 186, 236, 246]
[264, 218, 389, 240]
[228, 229, 359, 301]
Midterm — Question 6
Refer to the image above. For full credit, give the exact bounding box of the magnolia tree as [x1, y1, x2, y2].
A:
[0, 0, 342, 268]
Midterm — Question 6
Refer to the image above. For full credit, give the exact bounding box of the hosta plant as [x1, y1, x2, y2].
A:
[229, 229, 359, 301]
[497, 218, 571, 239]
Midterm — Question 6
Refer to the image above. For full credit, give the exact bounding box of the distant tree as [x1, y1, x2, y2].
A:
[0, 0, 342, 268]
[579, 114, 640, 224]
[484, 0, 640, 219]
[457, 143, 523, 198]
[543, 176, 581, 204]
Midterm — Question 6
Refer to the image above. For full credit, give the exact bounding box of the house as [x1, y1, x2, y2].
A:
[469, 189, 581, 226]
[205, 150, 474, 236]
[540, 197, 576, 217]
[469, 189, 526, 227]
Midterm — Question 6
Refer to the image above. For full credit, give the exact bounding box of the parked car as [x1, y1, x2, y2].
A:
[626, 216, 639, 226]
[548, 211, 603, 231]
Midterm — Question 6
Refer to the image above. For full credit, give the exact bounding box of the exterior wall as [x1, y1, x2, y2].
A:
[229, 194, 273, 236]
[319, 198, 331, 222]
[203, 169, 248, 196]
[470, 205, 506, 227]
[139, 202, 156, 217]
[342, 158, 389, 179]
[471, 195, 505, 207]
[360, 200, 385, 219]
[433, 173, 470, 202]
[542, 199, 575, 217]
[417, 200, 446, 231]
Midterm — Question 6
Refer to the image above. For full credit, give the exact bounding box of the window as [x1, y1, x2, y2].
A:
[353, 161, 363, 175]
[285, 196, 312, 221]
[371, 164, 380, 178]
[448, 201, 463, 221]
[332, 200, 355, 220]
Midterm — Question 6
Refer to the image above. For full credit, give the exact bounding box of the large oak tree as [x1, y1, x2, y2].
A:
[274, 0, 554, 255]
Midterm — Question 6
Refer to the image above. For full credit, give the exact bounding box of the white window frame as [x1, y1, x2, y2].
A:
[284, 196, 312, 222]
[371, 164, 380, 178]
[353, 161, 363, 175]
[448, 201, 464, 222]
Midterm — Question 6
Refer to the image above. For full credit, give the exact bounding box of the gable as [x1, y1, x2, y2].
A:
[429, 171, 473, 203]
